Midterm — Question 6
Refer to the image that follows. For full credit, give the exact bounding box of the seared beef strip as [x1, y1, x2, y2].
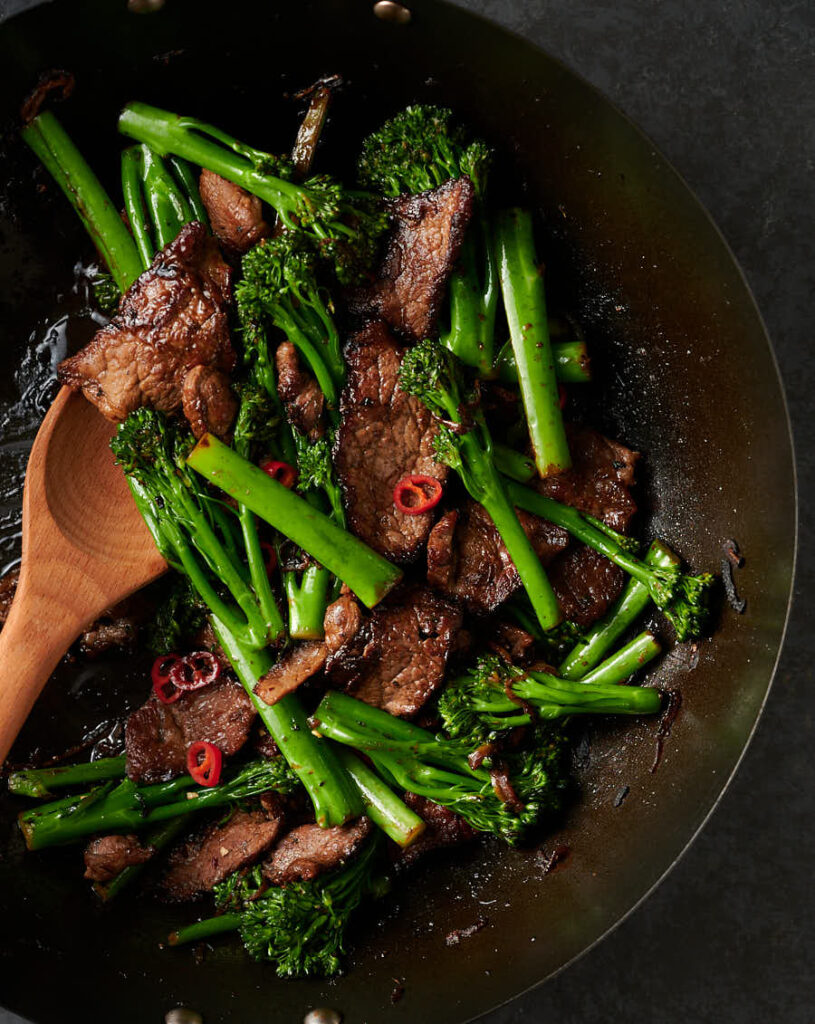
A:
[323, 591, 364, 658]
[334, 322, 449, 563]
[275, 341, 325, 440]
[83, 834, 155, 883]
[254, 640, 327, 707]
[535, 424, 639, 533]
[323, 584, 462, 718]
[548, 544, 627, 627]
[426, 503, 569, 615]
[348, 177, 475, 343]
[397, 795, 477, 868]
[181, 364, 238, 439]
[198, 170, 269, 254]
[59, 222, 235, 422]
[125, 677, 255, 783]
[160, 807, 284, 902]
[263, 817, 372, 886]
[488, 620, 536, 664]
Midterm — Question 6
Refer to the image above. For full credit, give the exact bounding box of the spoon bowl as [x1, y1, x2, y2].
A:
[0, 386, 166, 763]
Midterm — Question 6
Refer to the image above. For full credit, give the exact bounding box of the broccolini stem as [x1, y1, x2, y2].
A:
[284, 564, 331, 640]
[169, 912, 243, 947]
[121, 146, 155, 268]
[493, 443, 535, 484]
[211, 617, 362, 827]
[187, 435, 402, 609]
[22, 111, 143, 292]
[494, 208, 571, 477]
[496, 337, 591, 385]
[459, 431, 561, 630]
[238, 504, 286, 644]
[167, 155, 209, 224]
[440, 215, 499, 376]
[8, 756, 127, 799]
[333, 746, 426, 848]
[93, 817, 187, 902]
[139, 144, 194, 248]
[560, 541, 680, 679]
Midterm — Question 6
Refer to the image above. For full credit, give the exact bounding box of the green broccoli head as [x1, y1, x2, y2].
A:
[664, 571, 716, 642]
[358, 104, 492, 199]
[144, 575, 207, 656]
[214, 837, 388, 977]
[398, 336, 463, 419]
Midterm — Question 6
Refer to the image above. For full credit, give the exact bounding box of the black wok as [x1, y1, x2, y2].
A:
[0, 1, 796, 1021]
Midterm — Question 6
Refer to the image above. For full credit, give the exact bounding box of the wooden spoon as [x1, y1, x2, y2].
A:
[0, 387, 167, 763]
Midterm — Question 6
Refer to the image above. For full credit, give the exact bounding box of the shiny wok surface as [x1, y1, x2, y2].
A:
[0, 1, 795, 1021]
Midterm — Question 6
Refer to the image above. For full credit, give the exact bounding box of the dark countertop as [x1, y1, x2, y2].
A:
[1, 1, 811, 1022]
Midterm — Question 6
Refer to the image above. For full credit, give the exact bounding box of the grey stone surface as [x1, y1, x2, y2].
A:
[1, 1, 812, 1022]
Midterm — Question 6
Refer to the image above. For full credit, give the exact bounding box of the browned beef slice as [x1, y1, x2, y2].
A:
[348, 178, 475, 343]
[160, 808, 284, 901]
[275, 341, 325, 440]
[0, 567, 18, 625]
[78, 590, 156, 657]
[426, 502, 569, 615]
[536, 425, 639, 533]
[489, 620, 536, 664]
[181, 364, 238, 440]
[549, 544, 626, 627]
[58, 222, 235, 422]
[264, 817, 372, 886]
[83, 834, 154, 882]
[323, 591, 363, 661]
[323, 584, 462, 718]
[254, 641, 327, 707]
[398, 794, 477, 868]
[199, 170, 269, 254]
[334, 321, 449, 563]
[125, 677, 255, 783]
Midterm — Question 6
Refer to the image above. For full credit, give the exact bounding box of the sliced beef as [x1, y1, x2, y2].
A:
[0, 567, 19, 626]
[254, 641, 327, 708]
[160, 807, 284, 901]
[199, 170, 269, 254]
[263, 817, 372, 886]
[323, 584, 462, 718]
[78, 590, 155, 657]
[488, 620, 536, 664]
[334, 321, 449, 563]
[323, 591, 363, 660]
[348, 177, 475, 343]
[535, 425, 639, 532]
[125, 676, 255, 783]
[275, 341, 325, 440]
[181, 364, 238, 439]
[83, 834, 155, 883]
[397, 795, 477, 868]
[426, 503, 569, 615]
[59, 222, 235, 422]
[548, 544, 627, 627]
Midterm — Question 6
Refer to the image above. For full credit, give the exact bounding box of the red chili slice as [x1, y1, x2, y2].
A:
[393, 474, 443, 515]
[260, 459, 298, 488]
[260, 541, 278, 574]
[169, 651, 221, 692]
[186, 740, 223, 788]
[151, 654, 184, 705]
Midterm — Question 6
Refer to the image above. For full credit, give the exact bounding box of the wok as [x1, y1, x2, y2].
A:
[0, 1, 796, 1021]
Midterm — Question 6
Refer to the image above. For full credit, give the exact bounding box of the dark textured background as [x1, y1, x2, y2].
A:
[0, 0, 811, 1021]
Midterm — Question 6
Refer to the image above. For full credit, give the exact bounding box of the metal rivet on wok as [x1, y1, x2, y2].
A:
[304, 1009, 343, 1024]
[373, 1, 412, 24]
[165, 1009, 203, 1024]
[128, 0, 165, 13]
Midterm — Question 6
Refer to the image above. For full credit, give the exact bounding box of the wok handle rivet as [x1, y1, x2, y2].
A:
[304, 1010, 343, 1024]
[127, 0, 165, 12]
[373, 0, 412, 24]
[165, 1010, 203, 1024]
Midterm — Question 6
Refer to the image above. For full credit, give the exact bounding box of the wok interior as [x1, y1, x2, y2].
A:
[0, 1, 795, 1021]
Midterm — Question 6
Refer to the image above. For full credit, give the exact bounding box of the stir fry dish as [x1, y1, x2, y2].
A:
[3, 87, 715, 978]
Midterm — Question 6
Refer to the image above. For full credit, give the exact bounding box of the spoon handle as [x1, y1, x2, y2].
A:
[0, 570, 88, 764]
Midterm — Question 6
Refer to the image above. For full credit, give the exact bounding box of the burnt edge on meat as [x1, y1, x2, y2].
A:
[347, 177, 475, 343]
